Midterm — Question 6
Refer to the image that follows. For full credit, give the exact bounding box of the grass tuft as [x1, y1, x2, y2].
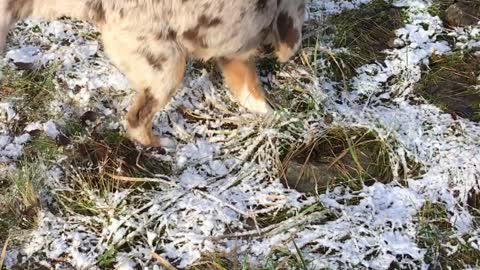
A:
[1, 64, 60, 132]
[326, 0, 404, 81]
[53, 129, 171, 217]
[281, 127, 399, 195]
[190, 243, 318, 270]
[23, 135, 63, 162]
[263, 242, 317, 270]
[190, 251, 250, 270]
[428, 0, 454, 22]
[416, 52, 480, 122]
[97, 246, 117, 268]
[417, 202, 480, 269]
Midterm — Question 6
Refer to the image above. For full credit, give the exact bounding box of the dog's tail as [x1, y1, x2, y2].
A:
[1, 0, 105, 53]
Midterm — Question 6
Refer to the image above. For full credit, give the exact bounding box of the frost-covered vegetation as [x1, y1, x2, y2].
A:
[1, 0, 480, 269]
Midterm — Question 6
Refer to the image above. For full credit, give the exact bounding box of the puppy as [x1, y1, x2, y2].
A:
[0, 0, 306, 147]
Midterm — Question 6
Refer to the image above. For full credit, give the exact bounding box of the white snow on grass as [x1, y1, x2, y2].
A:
[309, 0, 373, 16]
[1, 0, 480, 269]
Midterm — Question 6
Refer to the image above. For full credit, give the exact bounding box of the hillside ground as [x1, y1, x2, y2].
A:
[1, 0, 480, 269]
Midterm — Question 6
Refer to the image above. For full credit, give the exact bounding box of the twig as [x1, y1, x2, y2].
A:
[0, 236, 10, 270]
[209, 221, 277, 241]
[107, 173, 176, 186]
[151, 251, 177, 270]
[249, 207, 262, 235]
[99, 202, 154, 248]
[194, 189, 249, 217]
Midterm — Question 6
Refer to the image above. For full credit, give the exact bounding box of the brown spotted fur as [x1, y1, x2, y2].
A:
[0, 0, 306, 147]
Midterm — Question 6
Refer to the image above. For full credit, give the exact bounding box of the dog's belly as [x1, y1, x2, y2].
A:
[97, 0, 278, 60]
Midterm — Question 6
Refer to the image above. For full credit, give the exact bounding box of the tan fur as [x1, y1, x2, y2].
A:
[0, 0, 305, 147]
[219, 57, 272, 114]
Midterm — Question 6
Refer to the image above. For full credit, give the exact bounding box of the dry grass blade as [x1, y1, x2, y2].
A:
[0, 236, 10, 270]
[209, 210, 329, 241]
[107, 173, 175, 186]
[151, 252, 177, 270]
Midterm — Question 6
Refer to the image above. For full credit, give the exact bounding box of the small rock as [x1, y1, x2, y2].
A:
[324, 114, 334, 125]
[80, 110, 99, 125]
[283, 161, 335, 193]
[446, 3, 480, 27]
[387, 38, 397, 49]
[13, 61, 34, 71]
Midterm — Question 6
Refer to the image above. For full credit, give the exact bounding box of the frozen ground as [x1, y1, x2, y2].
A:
[0, 0, 479, 269]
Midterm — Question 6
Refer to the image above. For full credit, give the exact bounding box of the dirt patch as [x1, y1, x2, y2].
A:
[69, 129, 172, 182]
[50, 131, 172, 216]
[281, 128, 405, 195]
[416, 52, 480, 122]
[327, 0, 404, 81]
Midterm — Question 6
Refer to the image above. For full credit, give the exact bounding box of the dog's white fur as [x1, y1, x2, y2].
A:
[0, 0, 305, 147]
